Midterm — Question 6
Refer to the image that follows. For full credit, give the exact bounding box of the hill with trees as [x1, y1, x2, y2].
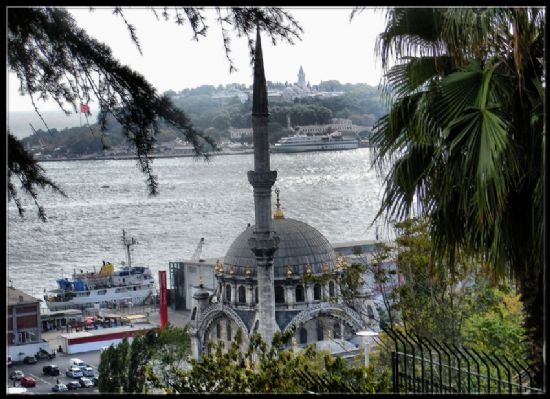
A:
[20, 80, 386, 158]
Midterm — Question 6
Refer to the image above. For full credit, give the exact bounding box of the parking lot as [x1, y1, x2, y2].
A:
[7, 350, 102, 394]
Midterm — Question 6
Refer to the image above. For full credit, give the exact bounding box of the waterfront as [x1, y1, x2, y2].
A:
[7, 148, 387, 298]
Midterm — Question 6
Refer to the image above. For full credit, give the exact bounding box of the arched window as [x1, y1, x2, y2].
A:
[333, 323, 341, 339]
[226, 321, 232, 341]
[313, 284, 322, 300]
[275, 285, 285, 303]
[316, 321, 324, 341]
[216, 323, 221, 339]
[238, 285, 246, 303]
[225, 285, 232, 302]
[295, 285, 305, 302]
[254, 287, 258, 304]
[299, 327, 308, 344]
[329, 281, 335, 297]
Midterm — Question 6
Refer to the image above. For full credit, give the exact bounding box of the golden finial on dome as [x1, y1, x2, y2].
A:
[323, 263, 329, 273]
[305, 263, 312, 276]
[335, 257, 342, 273]
[215, 259, 223, 274]
[273, 187, 285, 219]
[245, 265, 252, 277]
[199, 275, 204, 287]
[287, 265, 293, 278]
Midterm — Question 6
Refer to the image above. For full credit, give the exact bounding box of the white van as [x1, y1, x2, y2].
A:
[69, 358, 86, 370]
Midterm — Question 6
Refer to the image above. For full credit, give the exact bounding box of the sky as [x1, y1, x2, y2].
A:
[7, 6, 389, 112]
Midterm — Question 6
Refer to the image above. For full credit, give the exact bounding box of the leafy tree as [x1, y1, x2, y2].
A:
[461, 287, 528, 361]
[98, 338, 130, 393]
[212, 113, 230, 131]
[318, 80, 344, 92]
[98, 325, 191, 393]
[370, 7, 544, 384]
[147, 327, 391, 393]
[8, 6, 303, 219]
[370, 218, 529, 392]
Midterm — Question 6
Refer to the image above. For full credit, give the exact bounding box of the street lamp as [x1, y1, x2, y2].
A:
[356, 330, 379, 368]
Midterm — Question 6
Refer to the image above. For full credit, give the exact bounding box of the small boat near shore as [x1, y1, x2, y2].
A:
[44, 230, 155, 310]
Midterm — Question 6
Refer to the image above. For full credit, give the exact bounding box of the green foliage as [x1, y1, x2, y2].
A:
[98, 325, 191, 393]
[461, 289, 527, 361]
[373, 218, 529, 364]
[148, 327, 391, 393]
[339, 263, 367, 305]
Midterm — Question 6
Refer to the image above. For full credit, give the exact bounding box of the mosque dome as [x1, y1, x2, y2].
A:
[223, 217, 337, 279]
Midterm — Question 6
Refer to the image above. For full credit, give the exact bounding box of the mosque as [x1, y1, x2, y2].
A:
[185, 28, 379, 359]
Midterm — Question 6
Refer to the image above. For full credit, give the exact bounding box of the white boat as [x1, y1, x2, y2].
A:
[44, 230, 155, 310]
[272, 131, 359, 153]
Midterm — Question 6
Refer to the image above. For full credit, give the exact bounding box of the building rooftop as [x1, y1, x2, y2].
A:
[60, 323, 157, 340]
[8, 287, 41, 306]
[41, 309, 83, 317]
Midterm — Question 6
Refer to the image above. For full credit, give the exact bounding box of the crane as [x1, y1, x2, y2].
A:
[122, 229, 137, 268]
[191, 237, 205, 262]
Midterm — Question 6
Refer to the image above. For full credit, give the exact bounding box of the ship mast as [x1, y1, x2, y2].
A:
[122, 229, 137, 268]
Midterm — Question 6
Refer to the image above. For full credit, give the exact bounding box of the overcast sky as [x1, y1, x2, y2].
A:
[7, 6, 388, 112]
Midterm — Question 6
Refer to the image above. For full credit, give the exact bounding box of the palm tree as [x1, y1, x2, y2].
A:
[372, 7, 544, 386]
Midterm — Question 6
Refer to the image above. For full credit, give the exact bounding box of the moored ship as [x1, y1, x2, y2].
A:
[44, 230, 155, 310]
[272, 131, 359, 153]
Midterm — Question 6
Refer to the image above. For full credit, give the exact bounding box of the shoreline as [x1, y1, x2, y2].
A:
[36, 150, 254, 163]
[36, 146, 373, 163]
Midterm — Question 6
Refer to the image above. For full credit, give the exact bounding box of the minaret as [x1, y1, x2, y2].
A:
[247, 26, 279, 345]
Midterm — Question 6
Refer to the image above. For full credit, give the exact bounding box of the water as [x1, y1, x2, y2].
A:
[7, 148, 387, 298]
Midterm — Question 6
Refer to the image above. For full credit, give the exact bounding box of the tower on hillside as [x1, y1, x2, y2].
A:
[297, 66, 306, 88]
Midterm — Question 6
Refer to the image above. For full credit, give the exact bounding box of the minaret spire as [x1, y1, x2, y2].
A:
[247, 25, 279, 346]
[252, 27, 268, 117]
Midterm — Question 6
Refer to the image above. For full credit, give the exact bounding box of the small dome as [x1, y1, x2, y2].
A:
[223, 218, 336, 278]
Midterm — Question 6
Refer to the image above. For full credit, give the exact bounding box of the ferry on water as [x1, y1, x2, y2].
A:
[44, 230, 155, 310]
[272, 131, 359, 153]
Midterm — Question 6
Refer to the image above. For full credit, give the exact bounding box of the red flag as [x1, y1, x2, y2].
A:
[80, 103, 90, 113]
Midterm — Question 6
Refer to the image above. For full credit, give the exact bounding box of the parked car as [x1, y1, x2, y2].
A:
[20, 376, 36, 388]
[43, 364, 60, 376]
[66, 381, 80, 390]
[79, 377, 94, 388]
[23, 356, 38, 364]
[9, 370, 24, 380]
[91, 377, 99, 387]
[82, 366, 95, 377]
[69, 358, 87, 370]
[52, 383, 68, 392]
[36, 348, 55, 360]
[66, 366, 83, 378]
